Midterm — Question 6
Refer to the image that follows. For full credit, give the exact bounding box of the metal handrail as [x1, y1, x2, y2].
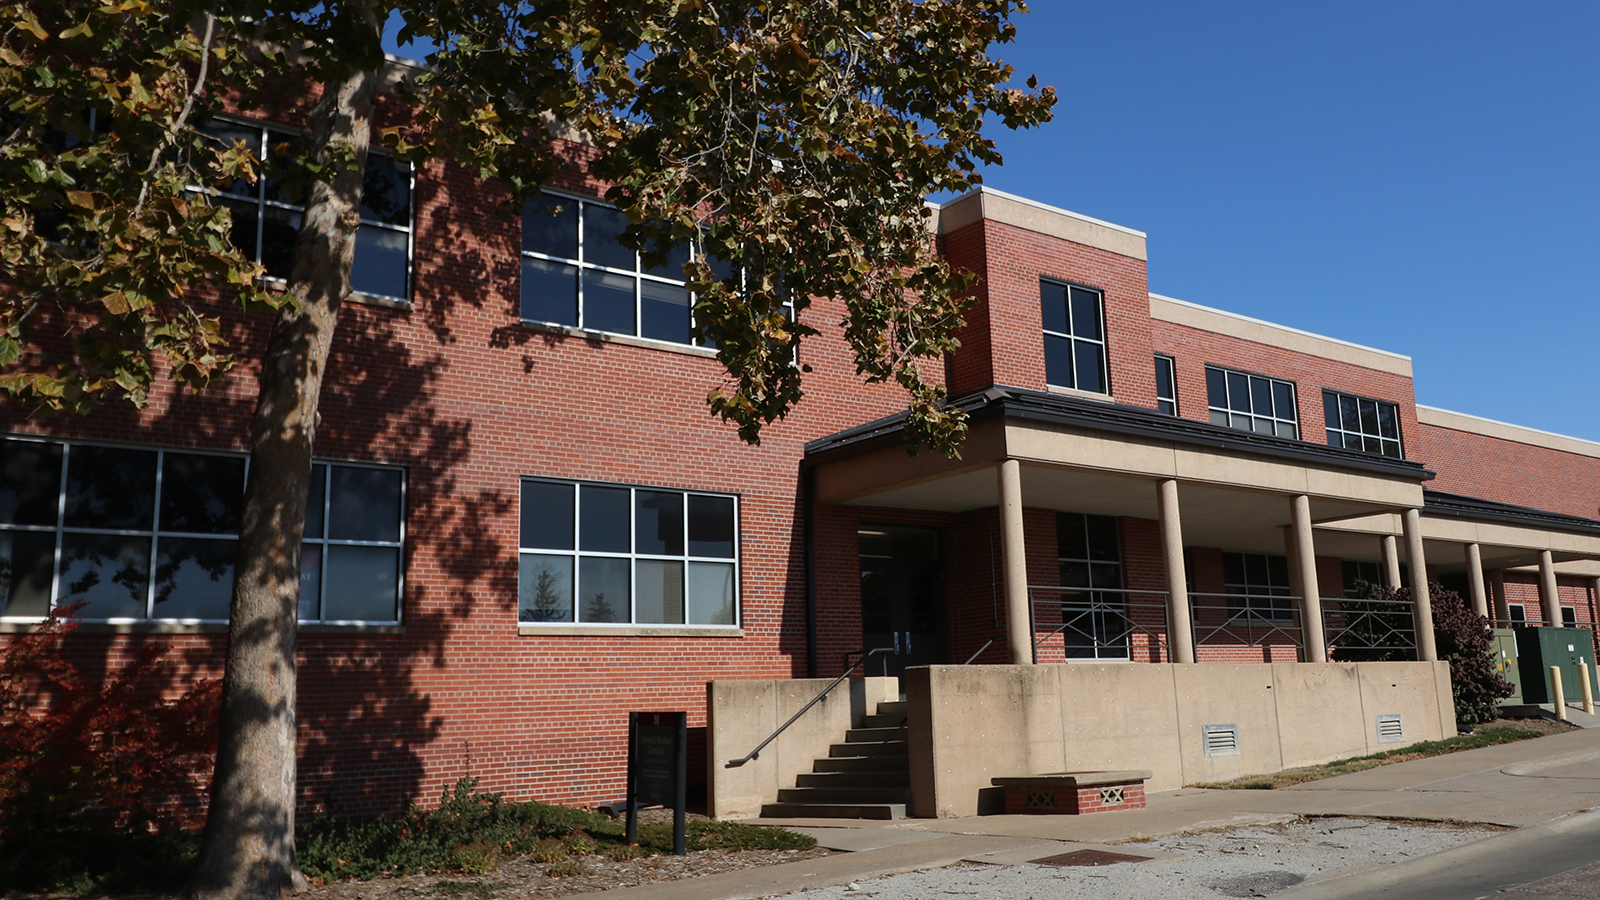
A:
[963, 638, 996, 665]
[724, 646, 895, 769]
[1028, 586, 1171, 661]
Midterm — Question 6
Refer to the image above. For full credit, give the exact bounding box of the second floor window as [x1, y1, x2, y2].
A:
[1323, 390, 1402, 459]
[1206, 365, 1298, 438]
[1155, 354, 1177, 415]
[200, 118, 413, 302]
[1041, 280, 1107, 394]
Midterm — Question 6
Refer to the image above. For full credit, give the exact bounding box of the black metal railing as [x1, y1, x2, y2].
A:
[1028, 586, 1171, 662]
[724, 646, 895, 769]
[1323, 595, 1417, 659]
[1188, 591, 1304, 649]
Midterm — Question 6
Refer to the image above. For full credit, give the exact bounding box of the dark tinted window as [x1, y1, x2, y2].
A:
[521, 481, 575, 550]
[328, 466, 402, 542]
[522, 194, 578, 258]
[634, 490, 684, 556]
[582, 204, 634, 270]
[0, 439, 62, 526]
[579, 485, 630, 553]
[159, 453, 245, 534]
[64, 446, 157, 530]
[360, 154, 411, 226]
[687, 495, 735, 558]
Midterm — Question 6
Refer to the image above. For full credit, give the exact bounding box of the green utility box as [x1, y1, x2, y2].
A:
[1492, 628, 1523, 706]
[1514, 626, 1598, 705]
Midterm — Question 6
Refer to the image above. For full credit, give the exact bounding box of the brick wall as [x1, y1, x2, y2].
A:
[1419, 424, 1600, 519]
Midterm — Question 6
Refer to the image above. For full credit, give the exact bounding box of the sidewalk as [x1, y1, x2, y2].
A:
[568, 726, 1600, 900]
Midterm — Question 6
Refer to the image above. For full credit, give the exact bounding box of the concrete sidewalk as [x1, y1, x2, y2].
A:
[568, 727, 1600, 900]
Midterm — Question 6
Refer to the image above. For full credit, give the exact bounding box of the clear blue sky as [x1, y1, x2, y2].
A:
[979, 2, 1599, 440]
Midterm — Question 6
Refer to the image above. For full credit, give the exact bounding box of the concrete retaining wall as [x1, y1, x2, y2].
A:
[905, 661, 1455, 818]
[707, 676, 899, 819]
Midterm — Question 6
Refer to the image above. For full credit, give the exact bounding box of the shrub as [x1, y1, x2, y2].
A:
[0, 604, 220, 894]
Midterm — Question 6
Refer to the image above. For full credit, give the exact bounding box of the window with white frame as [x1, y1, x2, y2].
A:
[518, 479, 738, 626]
[1323, 390, 1403, 459]
[198, 118, 414, 302]
[0, 437, 404, 623]
[1223, 552, 1293, 620]
[1206, 365, 1298, 438]
[1041, 280, 1107, 393]
[1155, 354, 1178, 415]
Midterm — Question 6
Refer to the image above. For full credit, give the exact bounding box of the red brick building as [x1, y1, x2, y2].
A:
[5, 127, 1599, 818]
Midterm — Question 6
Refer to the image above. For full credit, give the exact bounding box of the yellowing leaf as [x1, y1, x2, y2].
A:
[66, 191, 94, 209]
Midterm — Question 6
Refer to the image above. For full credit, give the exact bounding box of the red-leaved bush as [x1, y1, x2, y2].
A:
[0, 604, 221, 866]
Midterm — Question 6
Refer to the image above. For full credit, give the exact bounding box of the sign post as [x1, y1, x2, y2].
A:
[625, 710, 687, 855]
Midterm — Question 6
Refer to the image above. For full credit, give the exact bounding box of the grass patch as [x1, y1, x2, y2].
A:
[1193, 726, 1542, 790]
[429, 879, 509, 898]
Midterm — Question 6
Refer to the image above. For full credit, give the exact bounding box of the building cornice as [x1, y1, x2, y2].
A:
[1417, 405, 1600, 461]
[1149, 294, 1413, 378]
[933, 187, 1147, 261]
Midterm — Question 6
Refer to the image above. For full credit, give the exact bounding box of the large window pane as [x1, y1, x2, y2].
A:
[220, 197, 260, 262]
[361, 155, 411, 226]
[154, 537, 234, 619]
[1040, 281, 1069, 334]
[1206, 367, 1228, 409]
[1249, 376, 1273, 415]
[578, 556, 629, 622]
[582, 269, 636, 334]
[0, 530, 56, 616]
[519, 554, 573, 622]
[299, 542, 321, 620]
[1226, 372, 1250, 412]
[260, 206, 300, 280]
[688, 562, 735, 625]
[521, 481, 575, 550]
[580, 485, 630, 552]
[635, 491, 683, 556]
[583, 204, 634, 270]
[1272, 382, 1294, 419]
[1085, 515, 1120, 561]
[1073, 341, 1106, 393]
[351, 225, 409, 299]
[1324, 392, 1340, 430]
[160, 453, 245, 535]
[58, 533, 150, 619]
[687, 495, 735, 558]
[1056, 513, 1088, 559]
[0, 439, 62, 526]
[640, 280, 691, 344]
[64, 446, 157, 530]
[323, 545, 399, 621]
[1069, 287, 1102, 340]
[522, 257, 578, 326]
[522, 194, 578, 258]
[635, 559, 684, 624]
[328, 466, 402, 542]
[1043, 334, 1074, 388]
[642, 241, 690, 278]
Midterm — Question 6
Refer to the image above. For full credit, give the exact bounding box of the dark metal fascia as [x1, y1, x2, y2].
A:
[1423, 490, 1600, 538]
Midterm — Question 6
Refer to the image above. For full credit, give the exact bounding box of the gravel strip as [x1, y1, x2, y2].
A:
[769, 818, 1503, 900]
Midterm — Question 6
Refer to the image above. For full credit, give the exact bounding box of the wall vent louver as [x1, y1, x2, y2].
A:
[1376, 714, 1405, 744]
[1203, 723, 1240, 757]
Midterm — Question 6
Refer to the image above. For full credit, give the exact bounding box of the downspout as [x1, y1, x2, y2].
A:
[803, 465, 818, 678]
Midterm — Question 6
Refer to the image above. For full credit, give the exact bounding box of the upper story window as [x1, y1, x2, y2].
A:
[518, 479, 738, 627]
[1223, 552, 1293, 620]
[198, 118, 414, 302]
[1154, 354, 1178, 415]
[1041, 280, 1107, 394]
[521, 194, 713, 347]
[1206, 365, 1298, 439]
[0, 437, 404, 624]
[1323, 390, 1402, 459]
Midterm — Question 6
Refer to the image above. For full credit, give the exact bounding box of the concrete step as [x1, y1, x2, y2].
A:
[795, 770, 910, 788]
[829, 740, 908, 758]
[777, 786, 912, 804]
[813, 755, 910, 773]
[876, 701, 908, 717]
[862, 712, 908, 728]
[758, 802, 906, 820]
[845, 726, 908, 743]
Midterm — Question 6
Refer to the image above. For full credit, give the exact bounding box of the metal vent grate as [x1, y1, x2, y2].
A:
[1203, 723, 1240, 757]
[1376, 714, 1404, 744]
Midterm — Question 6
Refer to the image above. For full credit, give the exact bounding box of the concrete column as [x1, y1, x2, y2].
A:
[1290, 494, 1327, 663]
[1381, 534, 1403, 589]
[1157, 479, 1195, 664]
[997, 459, 1032, 666]
[1490, 569, 1510, 623]
[1539, 550, 1561, 626]
[1402, 508, 1437, 662]
[1465, 542, 1490, 619]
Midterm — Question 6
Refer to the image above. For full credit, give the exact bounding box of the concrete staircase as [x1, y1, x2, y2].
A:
[759, 700, 910, 819]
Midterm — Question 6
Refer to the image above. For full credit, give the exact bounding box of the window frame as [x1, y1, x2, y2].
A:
[1154, 353, 1178, 416]
[1322, 389, 1404, 459]
[1040, 278, 1110, 395]
[192, 115, 416, 304]
[1055, 511, 1127, 661]
[1222, 551, 1295, 621]
[1205, 364, 1299, 439]
[0, 435, 406, 626]
[517, 477, 741, 629]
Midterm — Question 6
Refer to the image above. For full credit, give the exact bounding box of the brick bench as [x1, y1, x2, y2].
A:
[991, 770, 1152, 815]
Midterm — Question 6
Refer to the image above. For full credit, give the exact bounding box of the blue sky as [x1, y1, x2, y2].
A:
[981, 2, 1599, 440]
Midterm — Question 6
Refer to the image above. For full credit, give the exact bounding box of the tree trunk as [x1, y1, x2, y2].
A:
[187, 49, 380, 900]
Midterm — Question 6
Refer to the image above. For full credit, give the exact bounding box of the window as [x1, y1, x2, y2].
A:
[1155, 354, 1178, 415]
[1342, 560, 1384, 597]
[1041, 280, 1107, 393]
[1323, 390, 1402, 459]
[518, 479, 738, 626]
[1508, 603, 1526, 625]
[198, 118, 414, 302]
[1562, 607, 1577, 627]
[0, 437, 404, 623]
[1223, 552, 1293, 620]
[1206, 366, 1298, 438]
[1056, 512, 1125, 659]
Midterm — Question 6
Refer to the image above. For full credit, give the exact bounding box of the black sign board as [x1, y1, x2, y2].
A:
[626, 711, 687, 855]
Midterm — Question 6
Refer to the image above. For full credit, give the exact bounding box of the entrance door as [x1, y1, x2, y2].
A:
[859, 525, 946, 678]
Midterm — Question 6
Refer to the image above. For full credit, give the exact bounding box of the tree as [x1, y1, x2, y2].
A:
[2, 2, 1053, 897]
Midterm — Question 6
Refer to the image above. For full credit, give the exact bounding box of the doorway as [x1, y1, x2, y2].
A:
[859, 524, 947, 678]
